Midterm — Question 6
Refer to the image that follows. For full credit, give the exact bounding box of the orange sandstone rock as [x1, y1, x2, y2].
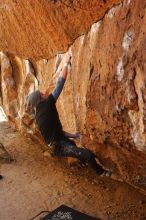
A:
[0, 0, 120, 60]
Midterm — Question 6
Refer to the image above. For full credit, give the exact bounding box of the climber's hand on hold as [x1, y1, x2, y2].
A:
[74, 132, 81, 139]
[62, 53, 72, 66]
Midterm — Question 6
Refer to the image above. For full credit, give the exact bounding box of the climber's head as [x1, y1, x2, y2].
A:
[25, 90, 48, 114]
[26, 90, 42, 110]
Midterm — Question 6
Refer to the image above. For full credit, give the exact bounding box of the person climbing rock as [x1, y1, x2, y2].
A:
[26, 53, 108, 176]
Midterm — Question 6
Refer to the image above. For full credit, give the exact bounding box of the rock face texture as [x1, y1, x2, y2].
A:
[0, 0, 146, 193]
[0, 0, 120, 60]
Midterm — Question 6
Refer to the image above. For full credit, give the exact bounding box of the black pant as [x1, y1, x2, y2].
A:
[49, 137, 104, 175]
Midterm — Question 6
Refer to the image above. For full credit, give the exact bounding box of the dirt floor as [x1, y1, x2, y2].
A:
[0, 121, 146, 220]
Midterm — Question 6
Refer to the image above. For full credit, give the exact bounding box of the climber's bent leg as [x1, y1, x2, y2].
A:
[52, 138, 105, 175]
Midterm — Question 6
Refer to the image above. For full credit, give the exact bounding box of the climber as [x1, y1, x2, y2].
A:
[26, 53, 107, 176]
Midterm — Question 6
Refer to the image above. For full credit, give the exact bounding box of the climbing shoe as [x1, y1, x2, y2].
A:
[100, 168, 113, 177]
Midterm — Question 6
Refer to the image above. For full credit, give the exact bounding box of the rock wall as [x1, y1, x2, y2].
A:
[0, 0, 146, 193]
[0, 0, 120, 60]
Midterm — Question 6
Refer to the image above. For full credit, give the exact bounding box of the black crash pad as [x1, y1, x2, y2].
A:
[42, 205, 100, 220]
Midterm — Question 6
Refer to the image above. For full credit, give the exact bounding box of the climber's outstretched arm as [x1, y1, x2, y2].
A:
[52, 76, 66, 101]
[52, 53, 71, 101]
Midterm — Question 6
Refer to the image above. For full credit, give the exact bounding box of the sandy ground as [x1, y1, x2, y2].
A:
[0, 121, 146, 220]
